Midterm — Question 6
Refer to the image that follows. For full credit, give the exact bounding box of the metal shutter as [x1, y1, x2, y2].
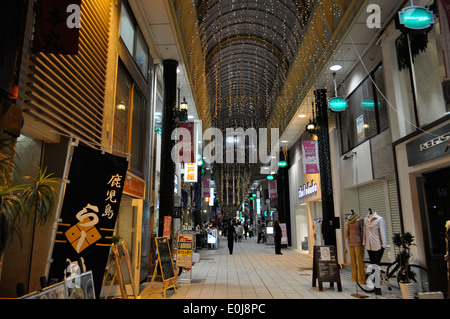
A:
[23, 0, 111, 145]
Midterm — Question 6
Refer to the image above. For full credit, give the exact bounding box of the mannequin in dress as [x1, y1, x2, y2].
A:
[346, 210, 366, 285]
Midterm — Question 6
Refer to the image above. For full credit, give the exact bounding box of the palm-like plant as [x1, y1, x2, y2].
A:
[393, 232, 416, 283]
[0, 130, 59, 278]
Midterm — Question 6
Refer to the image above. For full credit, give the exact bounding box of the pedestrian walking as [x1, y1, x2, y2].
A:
[227, 221, 236, 254]
[274, 220, 283, 255]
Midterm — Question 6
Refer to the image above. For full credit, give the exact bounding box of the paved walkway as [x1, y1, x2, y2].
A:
[138, 235, 402, 300]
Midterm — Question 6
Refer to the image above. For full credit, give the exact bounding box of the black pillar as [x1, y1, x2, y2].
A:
[314, 89, 337, 246]
[276, 151, 291, 246]
[158, 59, 178, 236]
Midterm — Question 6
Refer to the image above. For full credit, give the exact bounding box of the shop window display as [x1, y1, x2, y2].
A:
[339, 65, 389, 154]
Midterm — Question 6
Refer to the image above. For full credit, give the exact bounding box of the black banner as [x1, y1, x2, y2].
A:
[48, 144, 128, 298]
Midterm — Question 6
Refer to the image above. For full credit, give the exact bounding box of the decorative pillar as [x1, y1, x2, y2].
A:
[158, 59, 178, 236]
[314, 89, 337, 246]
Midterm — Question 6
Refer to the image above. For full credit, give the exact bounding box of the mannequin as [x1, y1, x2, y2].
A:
[363, 208, 387, 265]
[346, 210, 366, 286]
[363, 208, 386, 295]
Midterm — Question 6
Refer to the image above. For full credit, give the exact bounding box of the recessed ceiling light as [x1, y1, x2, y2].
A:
[282, 140, 288, 143]
[298, 114, 307, 118]
[330, 65, 342, 71]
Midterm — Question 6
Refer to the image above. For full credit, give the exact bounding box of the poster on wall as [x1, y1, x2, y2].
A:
[301, 140, 319, 174]
[48, 144, 128, 298]
[356, 114, 365, 142]
[280, 223, 288, 245]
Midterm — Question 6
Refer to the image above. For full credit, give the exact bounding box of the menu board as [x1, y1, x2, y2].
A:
[155, 237, 175, 281]
[312, 245, 342, 292]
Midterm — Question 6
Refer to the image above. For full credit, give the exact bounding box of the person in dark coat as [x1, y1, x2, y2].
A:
[227, 221, 236, 254]
[274, 220, 283, 255]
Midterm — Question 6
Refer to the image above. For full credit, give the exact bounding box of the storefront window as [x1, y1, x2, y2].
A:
[120, 2, 135, 56]
[395, 22, 447, 136]
[339, 64, 388, 154]
[131, 88, 146, 173]
[113, 64, 131, 156]
[120, 2, 149, 80]
[135, 30, 149, 79]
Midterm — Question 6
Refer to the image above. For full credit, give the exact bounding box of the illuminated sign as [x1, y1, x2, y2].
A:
[399, 6, 434, 30]
[328, 97, 348, 112]
[184, 163, 198, 182]
[298, 180, 318, 199]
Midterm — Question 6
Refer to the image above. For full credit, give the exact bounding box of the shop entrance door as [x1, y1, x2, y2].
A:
[108, 196, 143, 296]
[419, 167, 450, 295]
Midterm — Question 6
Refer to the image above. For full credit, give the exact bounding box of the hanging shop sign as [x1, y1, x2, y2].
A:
[328, 97, 348, 112]
[268, 180, 278, 199]
[398, 6, 434, 30]
[48, 144, 128, 298]
[278, 160, 288, 167]
[202, 178, 211, 198]
[298, 180, 318, 199]
[405, 123, 450, 167]
[302, 140, 320, 174]
[184, 163, 198, 182]
[176, 122, 195, 163]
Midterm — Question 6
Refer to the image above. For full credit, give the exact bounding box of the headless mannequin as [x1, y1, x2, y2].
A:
[363, 208, 386, 295]
[363, 208, 386, 265]
[346, 210, 366, 285]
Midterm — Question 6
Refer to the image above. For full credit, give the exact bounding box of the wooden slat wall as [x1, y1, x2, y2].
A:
[24, 0, 112, 145]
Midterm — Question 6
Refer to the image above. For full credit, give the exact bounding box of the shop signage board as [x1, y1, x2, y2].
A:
[48, 144, 128, 298]
[312, 246, 342, 292]
[123, 172, 146, 198]
[298, 180, 318, 199]
[399, 6, 434, 30]
[151, 237, 177, 298]
[176, 241, 193, 268]
[184, 163, 198, 182]
[405, 123, 450, 166]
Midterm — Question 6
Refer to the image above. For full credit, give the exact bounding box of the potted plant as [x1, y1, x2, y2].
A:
[392, 232, 416, 299]
[0, 130, 59, 280]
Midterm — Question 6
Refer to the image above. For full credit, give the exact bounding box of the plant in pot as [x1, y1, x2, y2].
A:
[392, 232, 416, 299]
[0, 131, 59, 280]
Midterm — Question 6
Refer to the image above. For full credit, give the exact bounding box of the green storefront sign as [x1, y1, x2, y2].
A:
[399, 6, 434, 30]
[328, 97, 348, 112]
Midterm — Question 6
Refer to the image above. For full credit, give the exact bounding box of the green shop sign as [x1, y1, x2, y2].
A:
[399, 6, 434, 30]
[328, 97, 348, 112]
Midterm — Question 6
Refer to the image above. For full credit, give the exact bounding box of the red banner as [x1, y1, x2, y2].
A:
[33, 0, 81, 55]
[176, 122, 195, 163]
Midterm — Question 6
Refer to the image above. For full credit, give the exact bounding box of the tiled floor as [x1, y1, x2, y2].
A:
[138, 235, 402, 300]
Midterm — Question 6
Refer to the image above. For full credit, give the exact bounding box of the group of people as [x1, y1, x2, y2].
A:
[225, 219, 283, 255]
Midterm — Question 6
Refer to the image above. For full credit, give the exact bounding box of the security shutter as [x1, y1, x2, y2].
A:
[358, 180, 395, 262]
[23, 0, 112, 145]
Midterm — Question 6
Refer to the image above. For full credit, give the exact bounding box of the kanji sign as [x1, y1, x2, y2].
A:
[48, 144, 128, 298]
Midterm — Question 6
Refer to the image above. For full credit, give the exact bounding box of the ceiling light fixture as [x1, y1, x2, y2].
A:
[330, 64, 342, 71]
